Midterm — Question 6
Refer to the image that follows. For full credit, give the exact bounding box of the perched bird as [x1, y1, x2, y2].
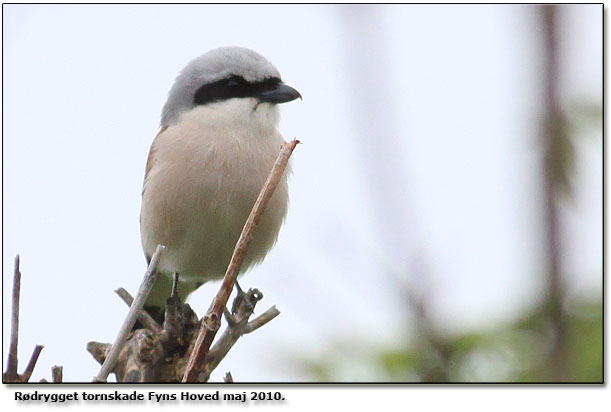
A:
[140, 47, 300, 318]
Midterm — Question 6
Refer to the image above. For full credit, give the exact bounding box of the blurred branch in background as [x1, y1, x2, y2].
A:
[539, 4, 569, 382]
[294, 5, 601, 383]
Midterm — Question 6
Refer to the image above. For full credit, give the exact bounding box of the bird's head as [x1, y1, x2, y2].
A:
[161, 47, 301, 127]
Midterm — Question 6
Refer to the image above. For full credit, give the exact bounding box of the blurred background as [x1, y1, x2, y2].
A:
[2, 4, 602, 382]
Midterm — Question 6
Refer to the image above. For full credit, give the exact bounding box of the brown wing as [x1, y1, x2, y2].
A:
[142, 125, 168, 196]
[141, 126, 168, 263]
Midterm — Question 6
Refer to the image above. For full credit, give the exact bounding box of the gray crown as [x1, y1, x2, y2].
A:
[161, 47, 281, 126]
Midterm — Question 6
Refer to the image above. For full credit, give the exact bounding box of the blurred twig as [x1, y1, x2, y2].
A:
[339, 8, 447, 382]
[540, 4, 568, 381]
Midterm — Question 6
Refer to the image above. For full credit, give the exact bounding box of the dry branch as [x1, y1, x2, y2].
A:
[198, 288, 280, 381]
[3, 255, 45, 383]
[87, 140, 297, 382]
[224, 372, 234, 383]
[93, 244, 165, 382]
[52, 366, 63, 383]
[6, 255, 21, 377]
[88, 284, 278, 382]
[115, 288, 162, 333]
[182, 139, 299, 382]
[88, 268, 200, 382]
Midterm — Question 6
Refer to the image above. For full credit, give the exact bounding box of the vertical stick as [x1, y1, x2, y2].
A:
[6, 255, 22, 378]
[4, 255, 45, 383]
[540, 4, 567, 381]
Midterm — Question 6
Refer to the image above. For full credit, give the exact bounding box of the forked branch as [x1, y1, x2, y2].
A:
[3, 255, 45, 383]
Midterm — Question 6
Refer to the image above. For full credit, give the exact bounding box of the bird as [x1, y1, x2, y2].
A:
[139, 47, 301, 320]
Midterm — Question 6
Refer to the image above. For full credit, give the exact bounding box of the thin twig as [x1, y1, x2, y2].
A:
[202, 306, 279, 380]
[4, 255, 45, 383]
[199, 289, 278, 382]
[21, 345, 44, 382]
[115, 288, 162, 333]
[51, 366, 63, 383]
[182, 139, 299, 382]
[93, 244, 165, 382]
[6, 255, 21, 378]
[244, 306, 280, 333]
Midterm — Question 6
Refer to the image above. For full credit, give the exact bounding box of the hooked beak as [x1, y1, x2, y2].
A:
[259, 83, 302, 104]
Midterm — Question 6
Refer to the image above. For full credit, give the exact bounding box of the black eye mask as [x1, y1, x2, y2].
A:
[193, 75, 281, 106]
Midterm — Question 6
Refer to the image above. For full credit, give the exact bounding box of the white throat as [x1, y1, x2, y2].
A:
[171, 98, 280, 135]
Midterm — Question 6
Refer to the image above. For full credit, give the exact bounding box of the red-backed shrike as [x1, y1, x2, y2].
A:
[140, 47, 300, 316]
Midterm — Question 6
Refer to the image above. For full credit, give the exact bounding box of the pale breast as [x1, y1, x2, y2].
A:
[140, 103, 289, 281]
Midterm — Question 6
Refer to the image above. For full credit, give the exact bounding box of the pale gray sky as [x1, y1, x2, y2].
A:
[2, 4, 602, 382]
